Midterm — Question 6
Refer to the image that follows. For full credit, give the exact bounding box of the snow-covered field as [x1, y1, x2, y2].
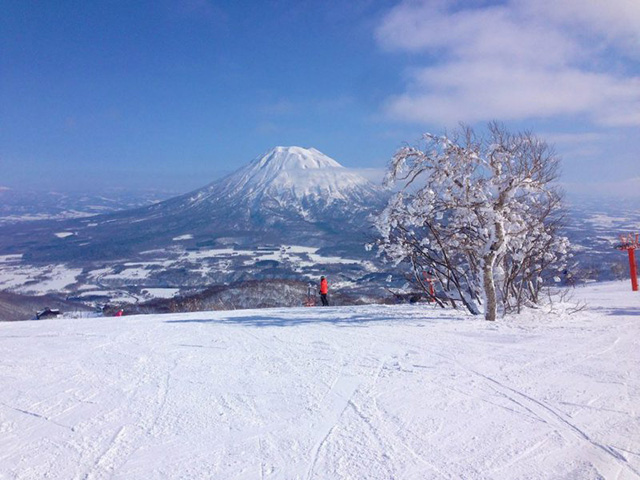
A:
[0, 244, 373, 301]
[0, 260, 82, 295]
[1, 282, 638, 479]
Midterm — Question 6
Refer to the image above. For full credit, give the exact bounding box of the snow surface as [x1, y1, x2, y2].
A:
[141, 288, 180, 299]
[178, 245, 368, 276]
[0, 212, 95, 223]
[102, 268, 151, 281]
[172, 234, 193, 241]
[1, 282, 638, 479]
[0, 263, 82, 295]
[0, 255, 22, 264]
[586, 214, 633, 229]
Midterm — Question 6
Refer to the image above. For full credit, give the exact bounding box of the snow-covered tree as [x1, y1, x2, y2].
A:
[375, 123, 569, 321]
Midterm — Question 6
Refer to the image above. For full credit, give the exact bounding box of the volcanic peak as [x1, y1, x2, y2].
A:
[252, 146, 343, 171]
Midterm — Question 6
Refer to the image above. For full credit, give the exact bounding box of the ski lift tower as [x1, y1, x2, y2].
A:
[616, 233, 639, 292]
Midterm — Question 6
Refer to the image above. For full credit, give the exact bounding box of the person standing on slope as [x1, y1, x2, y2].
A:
[319, 276, 329, 306]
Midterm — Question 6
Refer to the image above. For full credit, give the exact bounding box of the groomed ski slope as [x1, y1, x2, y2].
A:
[1, 282, 638, 479]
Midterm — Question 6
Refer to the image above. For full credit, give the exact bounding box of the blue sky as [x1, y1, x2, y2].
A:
[2, 0, 639, 197]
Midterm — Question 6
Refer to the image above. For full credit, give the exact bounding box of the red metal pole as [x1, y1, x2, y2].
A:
[629, 248, 638, 292]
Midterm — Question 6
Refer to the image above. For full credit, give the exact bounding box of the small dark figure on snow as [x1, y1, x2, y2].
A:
[319, 276, 329, 306]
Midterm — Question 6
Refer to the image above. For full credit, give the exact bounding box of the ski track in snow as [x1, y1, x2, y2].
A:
[0, 282, 639, 479]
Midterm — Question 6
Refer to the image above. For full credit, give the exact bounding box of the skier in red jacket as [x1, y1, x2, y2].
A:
[319, 276, 329, 306]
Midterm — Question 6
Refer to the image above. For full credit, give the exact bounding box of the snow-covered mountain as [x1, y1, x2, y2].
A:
[160, 146, 384, 229]
[196, 146, 377, 205]
[1, 147, 388, 267]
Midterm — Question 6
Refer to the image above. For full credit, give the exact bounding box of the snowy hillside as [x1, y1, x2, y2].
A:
[1, 282, 638, 479]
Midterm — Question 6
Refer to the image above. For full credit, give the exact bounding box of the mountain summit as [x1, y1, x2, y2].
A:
[252, 146, 342, 170]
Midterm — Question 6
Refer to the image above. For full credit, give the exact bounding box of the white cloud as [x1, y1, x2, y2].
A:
[376, 0, 640, 126]
[523, 0, 640, 52]
[377, 1, 578, 65]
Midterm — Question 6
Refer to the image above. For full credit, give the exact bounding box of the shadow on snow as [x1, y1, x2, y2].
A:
[606, 307, 640, 316]
[164, 307, 456, 328]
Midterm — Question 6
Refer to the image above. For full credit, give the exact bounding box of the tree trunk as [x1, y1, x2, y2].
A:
[482, 259, 497, 321]
[482, 212, 506, 321]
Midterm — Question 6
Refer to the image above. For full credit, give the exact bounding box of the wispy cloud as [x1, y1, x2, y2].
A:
[376, 0, 640, 126]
